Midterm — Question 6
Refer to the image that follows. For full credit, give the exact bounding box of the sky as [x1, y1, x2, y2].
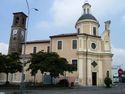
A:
[0, 0, 125, 69]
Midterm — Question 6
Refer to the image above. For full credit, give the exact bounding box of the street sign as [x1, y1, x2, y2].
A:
[118, 68, 123, 77]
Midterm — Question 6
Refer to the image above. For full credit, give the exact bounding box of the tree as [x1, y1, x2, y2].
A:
[28, 51, 77, 84]
[7, 52, 22, 73]
[0, 53, 6, 73]
[0, 53, 22, 84]
[27, 51, 46, 84]
[27, 60, 39, 85]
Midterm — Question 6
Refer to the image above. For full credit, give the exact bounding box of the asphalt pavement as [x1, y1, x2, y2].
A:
[0, 83, 125, 94]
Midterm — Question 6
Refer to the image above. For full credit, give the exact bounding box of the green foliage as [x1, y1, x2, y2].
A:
[0, 53, 6, 72]
[104, 77, 112, 88]
[0, 52, 22, 84]
[28, 51, 77, 84]
[7, 53, 22, 73]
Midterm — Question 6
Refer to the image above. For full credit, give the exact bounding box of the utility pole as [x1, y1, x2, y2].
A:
[20, 0, 38, 93]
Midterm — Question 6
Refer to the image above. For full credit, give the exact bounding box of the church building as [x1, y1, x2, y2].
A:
[1, 2, 113, 86]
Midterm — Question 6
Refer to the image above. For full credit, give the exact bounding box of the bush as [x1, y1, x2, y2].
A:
[104, 77, 112, 88]
[71, 82, 74, 87]
[58, 79, 69, 87]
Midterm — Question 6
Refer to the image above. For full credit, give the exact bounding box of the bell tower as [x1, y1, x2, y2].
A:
[8, 12, 27, 54]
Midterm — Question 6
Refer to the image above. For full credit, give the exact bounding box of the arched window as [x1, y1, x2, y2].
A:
[93, 27, 96, 36]
[33, 47, 37, 53]
[84, 9, 86, 14]
[87, 8, 89, 14]
[15, 17, 19, 24]
[77, 28, 80, 34]
[22, 18, 25, 25]
[47, 46, 50, 53]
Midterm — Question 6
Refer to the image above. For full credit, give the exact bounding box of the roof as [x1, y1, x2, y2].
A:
[77, 14, 97, 22]
[50, 33, 101, 38]
[13, 12, 27, 17]
[78, 33, 101, 38]
[22, 40, 50, 44]
[83, 3, 91, 7]
[22, 33, 101, 45]
[50, 33, 77, 38]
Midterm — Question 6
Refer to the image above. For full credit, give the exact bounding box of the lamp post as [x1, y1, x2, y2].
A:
[20, 0, 38, 93]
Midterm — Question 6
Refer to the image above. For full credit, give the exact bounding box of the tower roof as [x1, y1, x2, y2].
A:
[77, 14, 97, 22]
[76, 2, 99, 25]
[82, 2, 91, 7]
[13, 12, 27, 17]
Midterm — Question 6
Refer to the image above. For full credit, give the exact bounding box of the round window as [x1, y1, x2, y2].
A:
[91, 43, 96, 49]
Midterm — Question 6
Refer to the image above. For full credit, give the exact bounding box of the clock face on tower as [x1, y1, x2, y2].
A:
[12, 29, 17, 35]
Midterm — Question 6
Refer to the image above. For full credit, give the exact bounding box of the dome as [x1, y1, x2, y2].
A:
[77, 14, 97, 22]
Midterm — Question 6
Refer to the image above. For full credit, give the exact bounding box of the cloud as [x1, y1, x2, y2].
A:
[122, 15, 125, 22]
[49, 0, 125, 27]
[50, 0, 83, 26]
[0, 42, 8, 55]
[36, 21, 52, 29]
[90, 0, 125, 17]
[112, 47, 125, 69]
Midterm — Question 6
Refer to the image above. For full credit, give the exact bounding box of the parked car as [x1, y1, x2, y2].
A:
[113, 76, 119, 83]
[122, 76, 125, 83]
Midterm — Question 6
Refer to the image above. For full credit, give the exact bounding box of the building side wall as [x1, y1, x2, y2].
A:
[51, 36, 78, 64]
[102, 56, 112, 80]
[51, 36, 78, 82]
[22, 43, 50, 55]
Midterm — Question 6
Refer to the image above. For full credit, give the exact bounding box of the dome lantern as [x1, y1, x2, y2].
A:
[82, 2, 91, 14]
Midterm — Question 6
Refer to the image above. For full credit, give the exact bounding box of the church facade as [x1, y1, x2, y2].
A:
[1, 2, 113, 86]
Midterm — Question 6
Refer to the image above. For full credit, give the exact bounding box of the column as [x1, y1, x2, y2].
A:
[78, 58, 86, 86]
[98, 61, 103, 86]
[87, 59, 92, 86]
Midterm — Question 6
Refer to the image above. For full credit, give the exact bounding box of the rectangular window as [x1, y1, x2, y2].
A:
[33, 47, 37, 54]
[72, 59, 77, 70]
[72, 40, 77, 49]
[57, 41, 62, 50]
[72, 60, 77, 65]
[47, 46, 50, 53]
[93, 27, 96, 36]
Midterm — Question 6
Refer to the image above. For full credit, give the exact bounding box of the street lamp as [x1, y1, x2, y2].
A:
[20, 0, 38, 93]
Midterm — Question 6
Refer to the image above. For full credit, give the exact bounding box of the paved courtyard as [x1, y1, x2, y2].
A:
[0, 83, 125, 94]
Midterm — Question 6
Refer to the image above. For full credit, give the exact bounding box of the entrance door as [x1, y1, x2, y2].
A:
[92, 72, 97, 86]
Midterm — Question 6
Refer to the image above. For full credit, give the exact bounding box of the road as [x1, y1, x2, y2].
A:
[0, 83, 125, 94]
